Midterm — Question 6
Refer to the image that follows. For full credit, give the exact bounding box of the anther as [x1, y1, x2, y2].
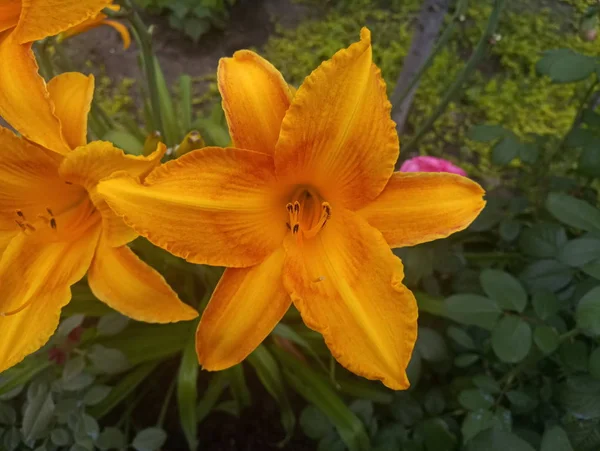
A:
[286, 203, 294, 213]
[16, 210, 24, 218]
[293, 202, 300, 213]
[292, 224, 300, 234]
[50, 218, 57, 230]
[286, 222, 291, 230]
[46, 208, 54, 216]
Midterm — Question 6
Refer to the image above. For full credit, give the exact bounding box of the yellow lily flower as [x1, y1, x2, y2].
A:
[0, 0, 111, 154]
[0, 71, 198, 374]
[98, 28, 485, 389]
[57, 4, 131, 50]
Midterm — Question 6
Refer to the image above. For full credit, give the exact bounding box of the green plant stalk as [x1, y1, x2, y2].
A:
[157, 375, 177, 428]
[123, 0, 164, 137]
[402, 0, 505, 154]
[391, 0, 469, 108]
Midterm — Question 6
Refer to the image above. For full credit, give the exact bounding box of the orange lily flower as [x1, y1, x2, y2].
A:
[57, 4, 131, 50]
[0, 72, 197, 373]
[0, 0, 111, 154]
[98, 28, 485, 389]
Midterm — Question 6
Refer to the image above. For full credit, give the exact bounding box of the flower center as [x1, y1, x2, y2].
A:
[285, 187, 331, 240]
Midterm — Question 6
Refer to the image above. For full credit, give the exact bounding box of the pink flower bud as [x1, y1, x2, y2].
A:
[400, 156, 467, 176]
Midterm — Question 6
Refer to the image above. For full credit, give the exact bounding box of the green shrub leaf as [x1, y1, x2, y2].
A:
[492, 316, 532, 363]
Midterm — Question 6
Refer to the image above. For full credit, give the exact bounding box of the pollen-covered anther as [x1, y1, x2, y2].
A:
[14, 210, 36, 234]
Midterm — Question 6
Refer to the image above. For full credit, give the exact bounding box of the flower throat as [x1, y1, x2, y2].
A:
[285, 187, 331, 240]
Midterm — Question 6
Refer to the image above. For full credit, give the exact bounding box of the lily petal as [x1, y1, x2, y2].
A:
[0, 0, 21, 33]
[97, 147, 287, 267]
[58, 16, 131, 50]
[0, 32, 69, 153]
[358, 172, 486, 248]
[13, 0, 111, 44]
[47, 72, 94, 149]
[60, 141, 166, 246]
[0, 127, 86, 234]
[0, 223, 100, 373]
[274, 28, 398, 210]
[197, 246, 290, 370]
[282, 209, 418, 390]
[218, 50, 292, 154]
[88, 237, 198, 323]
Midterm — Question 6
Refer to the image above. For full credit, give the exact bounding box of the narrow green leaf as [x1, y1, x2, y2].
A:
[89, 361, 158, 418]
[197, 373, 229, 424]
[154, 59, 179, 146]
[179, 74, 193, 134]
[273, 347, 371, 451]
[226, 365, 251, 409]
[177, 331, 199, 451]
[0, 358, 51, 397]
[103, 130, 143, 155]
[247, 346, 295, 445]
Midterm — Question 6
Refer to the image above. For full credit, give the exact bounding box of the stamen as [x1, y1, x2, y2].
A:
[302, 202, 331, 239]
[292, 224, 300, 234]
[16, 210, 24, 219]
[0, 298, 35, 317]
[50, 218, 57, 230]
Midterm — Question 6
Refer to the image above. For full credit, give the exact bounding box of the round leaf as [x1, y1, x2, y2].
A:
[532, 291, 559, 320]
[536, 49, 597, 83]
[480, 269, 527, 312]
[576, 286, 600, 335]
[492, 316, 532, 363]
[132, 428, 167, 451]
[540, 425, 573, 451]
[558, 238, 600, 267]
[546, 192, 600, 233]
[534, 326, 559, 355]
[445, 295, 502, 329]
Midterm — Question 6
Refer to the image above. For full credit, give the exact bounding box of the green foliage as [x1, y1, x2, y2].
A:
[263, 0, 598, 174]
[135, 0, 236, 42]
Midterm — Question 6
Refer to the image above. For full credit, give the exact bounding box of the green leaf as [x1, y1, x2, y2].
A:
[534, 326, 560, 354]
[559, 238, 600, 267]
[519, 223, 567, 258]
[97, 427, 126, 450]
[559, 376, 600, 419]
[467, 124, 507, 142]
[0, 403, 16, 425]
[103, 130, 143, 155]
[458, 389, 494, 410]
[579, 144, 600, 178]
[520, 260, 573, 293]
[491, 135, 520, 166]
[177, 332, 199, 451]
[467, 428, 535, 451]
[57, 314, 85, 338]
[63, 356, 86, 382]
[50, 428, 70, 447]
[480, 269, 527, 312]
[153, 59, 179, 147]
[499, 219, 521, 242]
[462, 410, 494, 443]
[97, 314, 130, 337]
[22, 388, 54, 441]
[197, 373, 229, 423]
[576, 286, 600, 335]
[472, 375, 501, 394]
[132, 427, 167, 451]
[546, 193, 600, 232]
[424, 388, 445, 416]
[541, 426, 574, 451]
[445, 294, 501, 329]
[560, 340, 589, 371]
[274, 347, 371, 451]
[532, 291, 560, 320]
[421, 418, 457, 451]
[179, 75, 193, 134]
[300, 405, 333, 439]
[591, 348, 600, 379]
[415, 327, 448, 362]
[87, 345, 130, 375]
[247, 346, 295, 445]
[89, 361, 158, 418]
[536, 49, 597, 83]
[491, 316, 532, 363]
[454, 353, 480, 367]
[446, 326, 476, 350]
[83, 386, 111, 406]
[226, 365, 251, 409]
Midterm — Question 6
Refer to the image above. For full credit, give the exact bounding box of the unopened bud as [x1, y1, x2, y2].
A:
[142, 130, 163, 156]
[175, 131, 205, 158]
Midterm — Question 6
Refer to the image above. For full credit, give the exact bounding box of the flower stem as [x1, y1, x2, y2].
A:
[402, 0, 505, 154]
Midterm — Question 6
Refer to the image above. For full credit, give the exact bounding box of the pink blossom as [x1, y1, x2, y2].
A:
[400, 156, 467, 176]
